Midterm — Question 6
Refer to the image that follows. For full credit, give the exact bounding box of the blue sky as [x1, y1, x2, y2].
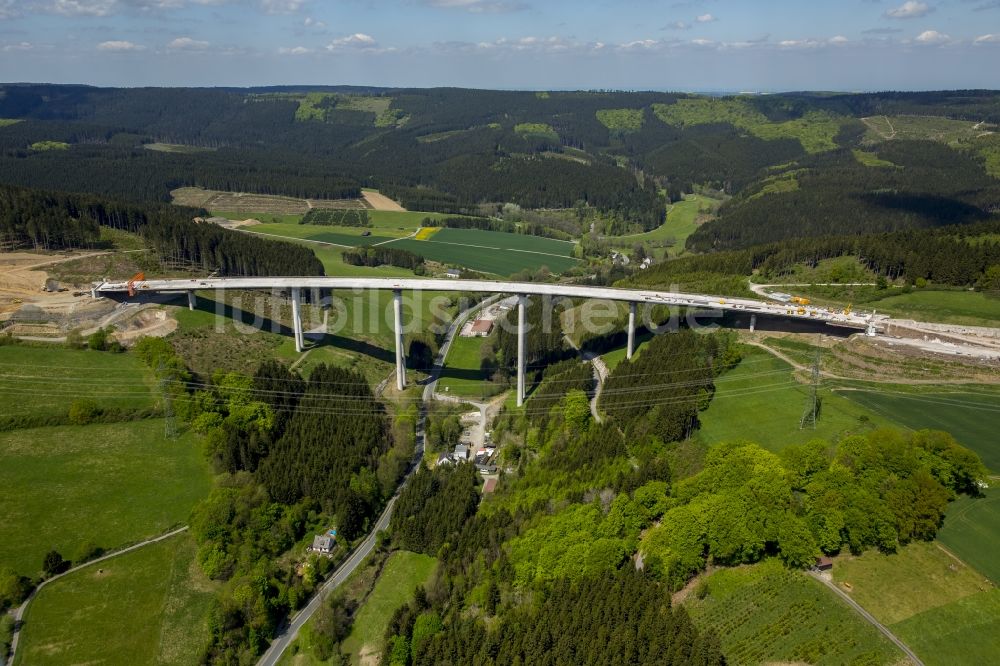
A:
[0, 1, 998, 89]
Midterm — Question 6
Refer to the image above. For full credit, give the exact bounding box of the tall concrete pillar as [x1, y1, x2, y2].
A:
[187, 290, 196, 311]
[393, 289, 406, 390]
[517, 294, 527, 407]
[750, 314, 757, 333]
[291, 287, 303, 353]
[627, 301, 637, 360]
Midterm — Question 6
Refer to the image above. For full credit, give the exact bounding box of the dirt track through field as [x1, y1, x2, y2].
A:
[362, 190, 406, 211]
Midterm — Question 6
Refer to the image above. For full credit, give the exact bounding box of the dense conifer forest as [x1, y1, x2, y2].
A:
[0, 184, 324, 275]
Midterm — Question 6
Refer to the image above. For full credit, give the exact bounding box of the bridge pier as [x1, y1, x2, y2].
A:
[393, 289, 406, 390]
[750, 314, 757, 333]
[187, 290, 196, 311]
[517, 294, 526, 407]
[291, 287, 303, 353]
[627, 302, 636, 360]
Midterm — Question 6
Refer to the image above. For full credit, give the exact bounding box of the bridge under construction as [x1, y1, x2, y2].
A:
[95, 276, 885, 407]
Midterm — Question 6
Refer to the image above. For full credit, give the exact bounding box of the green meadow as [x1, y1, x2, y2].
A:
[0, 346, 158, 425]
[14, 533, 216, 666]
[340, 551, 437, 664]
[0, 420, 211, 576]
[695, 348, 892, 451]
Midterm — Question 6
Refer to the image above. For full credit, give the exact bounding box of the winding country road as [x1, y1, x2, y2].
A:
[6, 527, 189, 666]
[256, 296, 492, 666]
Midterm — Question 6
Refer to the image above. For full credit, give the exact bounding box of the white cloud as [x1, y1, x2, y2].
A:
[2, 41, 33, 51]
[690, 38, 714, 46]
[0, 0, 21, 19]
[278, 45, 310, 54]
[695, 13, 716, 23]
[662, 21, 689, 31]
[885, 1, 933, 19]
[974, 33, 1000, 43]
[45, 0, 118, 16]
[97, 39, 144, 50]
[259, 0, 303, 14]
[303, 16, 325, 28]
[167, 36, 210, 50]
[326, 33, 378, 50]
[829, 35, 849, 44]
[424, 0, 527, 13]
[915, 29, 949, 43]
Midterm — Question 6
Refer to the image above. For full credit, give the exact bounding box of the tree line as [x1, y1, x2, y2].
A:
[342, 245, 425, 271]
[0, 184, 324, 276]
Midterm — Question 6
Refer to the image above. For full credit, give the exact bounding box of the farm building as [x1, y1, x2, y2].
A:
[469, 319, 494, 336]
[437, 452, 454, 466]
[453, 444, 470, 461]
[814, 556, 834, 571]
[445, 269, 461, 278]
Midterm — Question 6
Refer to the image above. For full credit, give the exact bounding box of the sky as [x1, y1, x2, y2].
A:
[0, 0, 999, 90]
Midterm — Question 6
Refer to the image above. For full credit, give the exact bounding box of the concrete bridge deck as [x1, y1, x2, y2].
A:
[96, 276, 882, 406]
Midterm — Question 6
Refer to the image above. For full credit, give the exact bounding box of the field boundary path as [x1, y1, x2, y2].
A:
[257, 294, 488, 666]
[807, 571, 925, 666]
[6, 526, 189, 666]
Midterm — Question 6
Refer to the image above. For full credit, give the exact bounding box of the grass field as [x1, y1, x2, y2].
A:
[340, 551, 436, 664]
[0, 346, 158, 423]
[838, 389, 1000, 471]
[0, 420, 211, 576]
[14, 533, 216, 666]
[612, 194, 715, 254]
[891, 589, 1000, 666]
[596, 108, 644, 133]
[937, 486, 1000, 584]
[686, 559, 903, 665]
[438, 333, 499, 399]
[385, 227, 578, 276]
[861, 114, 992, 145]
[696, 348, 892, 451]
[831, 541, 991, 625]
[514, 122, 559, 142]
[248, 224, 400, 246]
[652, 98, 841, 153]
[792, 285, 1000, 328]
[753, 255, 878, 285]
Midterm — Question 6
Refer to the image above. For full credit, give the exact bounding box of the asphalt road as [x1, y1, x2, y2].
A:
[256, 296, 491, 666]
[255, 498, 398, 666]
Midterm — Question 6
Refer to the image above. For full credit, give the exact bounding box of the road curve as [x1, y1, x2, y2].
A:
[6, 526, 189, 666]
[807, 571, 925, 666]
[257, 295, 484, 666]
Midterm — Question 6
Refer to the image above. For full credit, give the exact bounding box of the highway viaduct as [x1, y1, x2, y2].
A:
[95, 277, 882, 407]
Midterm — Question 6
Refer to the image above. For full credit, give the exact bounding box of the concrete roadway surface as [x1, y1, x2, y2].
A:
[257, 295, 488, 666]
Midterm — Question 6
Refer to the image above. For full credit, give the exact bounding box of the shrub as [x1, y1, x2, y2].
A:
[68, 398, 100, 425]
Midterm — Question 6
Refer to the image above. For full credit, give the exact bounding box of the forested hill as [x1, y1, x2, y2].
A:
[1, 85, 999, 242]
[0, 184, 324, 276]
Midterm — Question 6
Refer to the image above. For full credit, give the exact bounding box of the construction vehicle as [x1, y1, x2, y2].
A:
[790, 296, 811, 306]
[843, 303, 853, 315]
[126, 272, 145, 297]
[796, 307, 807, 315]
